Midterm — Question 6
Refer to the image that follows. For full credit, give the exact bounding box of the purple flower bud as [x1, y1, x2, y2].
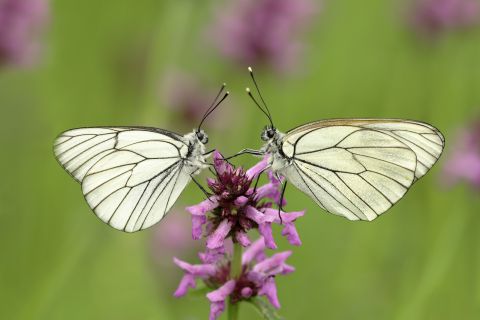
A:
[442, 120, 480, 188]
[209, 0, 318, 73]
[241, 287, 253, 298]
[409, 0, 480, 37]
[0, 0, 48, 67]
[160, 71, 231, 129]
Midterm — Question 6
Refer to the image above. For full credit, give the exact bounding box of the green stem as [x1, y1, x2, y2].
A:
[228, 242, 242, 320]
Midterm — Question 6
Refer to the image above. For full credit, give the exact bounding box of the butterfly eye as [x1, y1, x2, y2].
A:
[196, 130, 208, 144]
[261, 128, 275, 141]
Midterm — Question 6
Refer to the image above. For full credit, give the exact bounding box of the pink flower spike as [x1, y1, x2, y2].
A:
[235, 231, 251, 247]
[242, 237, 266, 265]
[207, 219, 233, 249]
[246, 155, 270, 179]
[259, 277, 281, 309]
[207, 280, 236, 320]
[173, 273, 196, 297]
[281, 222, 302, 246]
[258, 223, 277, 249]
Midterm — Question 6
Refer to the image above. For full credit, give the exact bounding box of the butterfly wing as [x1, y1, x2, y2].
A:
[280, 119, 444, 221]
[54, 127, 193, 232]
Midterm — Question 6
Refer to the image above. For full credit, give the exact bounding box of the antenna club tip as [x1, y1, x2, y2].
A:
[246, 87, 251, 93]
[225, 91, 230, 95]
[248, 66, 253, 72]
[222, 82, 226, 86]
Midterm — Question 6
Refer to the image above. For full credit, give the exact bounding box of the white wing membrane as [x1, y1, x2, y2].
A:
[54, 127, 192, 232]
[281, 119, 444, 221]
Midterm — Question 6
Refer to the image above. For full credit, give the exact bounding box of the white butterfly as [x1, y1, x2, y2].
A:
[54, 86, 228, 232]
[234, 67, 445, 221]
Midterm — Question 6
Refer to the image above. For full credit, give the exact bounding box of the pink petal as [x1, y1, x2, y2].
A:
[242, 237, 266, 265]
[258, 223, 277, 249]
[282, 263, 295, 275]
[173, 257, 217, 276]
[234, 195, 249, 207]
[246, 155, 270, 179]
[207, 219, 233, 249]
[259, 277, 280, 309]
[245, 206, 268, 224]
[207, 279, 236, 302]
[253, 251, 292, 275]
[186, 197, 219, 216]
[263, 208, 305, 224]
[281, 222, 302, 246]
[209, 301, 226, 320]
[199, 246, 226, 264]
[213, 151, 233, 175]
[235, 231, 251, 247]
[190, 214, 206, 240]
[173, 273, 196, 297]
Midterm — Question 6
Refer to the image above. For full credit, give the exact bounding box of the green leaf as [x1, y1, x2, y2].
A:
[248, 297, 285, 320]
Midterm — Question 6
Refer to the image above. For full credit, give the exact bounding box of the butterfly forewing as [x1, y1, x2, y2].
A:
[54, 127, 192, 232]
[280, 119, 444, 221]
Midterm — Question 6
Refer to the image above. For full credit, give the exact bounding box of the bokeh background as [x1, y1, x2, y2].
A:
[1, 0, 480, 319]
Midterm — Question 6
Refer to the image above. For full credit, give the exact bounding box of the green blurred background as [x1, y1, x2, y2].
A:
[1, 0, 479, 319]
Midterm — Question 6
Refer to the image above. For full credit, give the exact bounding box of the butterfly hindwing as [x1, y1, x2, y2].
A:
[54, 127, 192, 232]
[280, 119, 444, 221]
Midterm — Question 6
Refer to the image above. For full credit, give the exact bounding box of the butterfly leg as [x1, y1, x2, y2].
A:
[203, 149, 215, 157]
[190, 175, 213, 201]
[277, 181, 288, 224]
[224, 148, 264, 160]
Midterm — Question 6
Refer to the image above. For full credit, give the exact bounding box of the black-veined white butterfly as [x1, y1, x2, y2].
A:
[232, 67, 445, 221]
[54, 85, 229, 232]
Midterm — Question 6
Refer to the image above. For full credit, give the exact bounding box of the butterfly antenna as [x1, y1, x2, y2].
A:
[198, 83, 228, 131]
[198, 91, 230, 131]
[248, 66, 274, 126]
[246, 87, 273, 127]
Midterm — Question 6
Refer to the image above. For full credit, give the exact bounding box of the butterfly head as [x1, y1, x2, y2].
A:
[195, 129, 209, 144]
[261, 125, 278, 142]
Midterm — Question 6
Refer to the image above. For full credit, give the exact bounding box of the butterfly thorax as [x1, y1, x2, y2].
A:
[261, 130, 291, 172]
[182, 130, 209, 174]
